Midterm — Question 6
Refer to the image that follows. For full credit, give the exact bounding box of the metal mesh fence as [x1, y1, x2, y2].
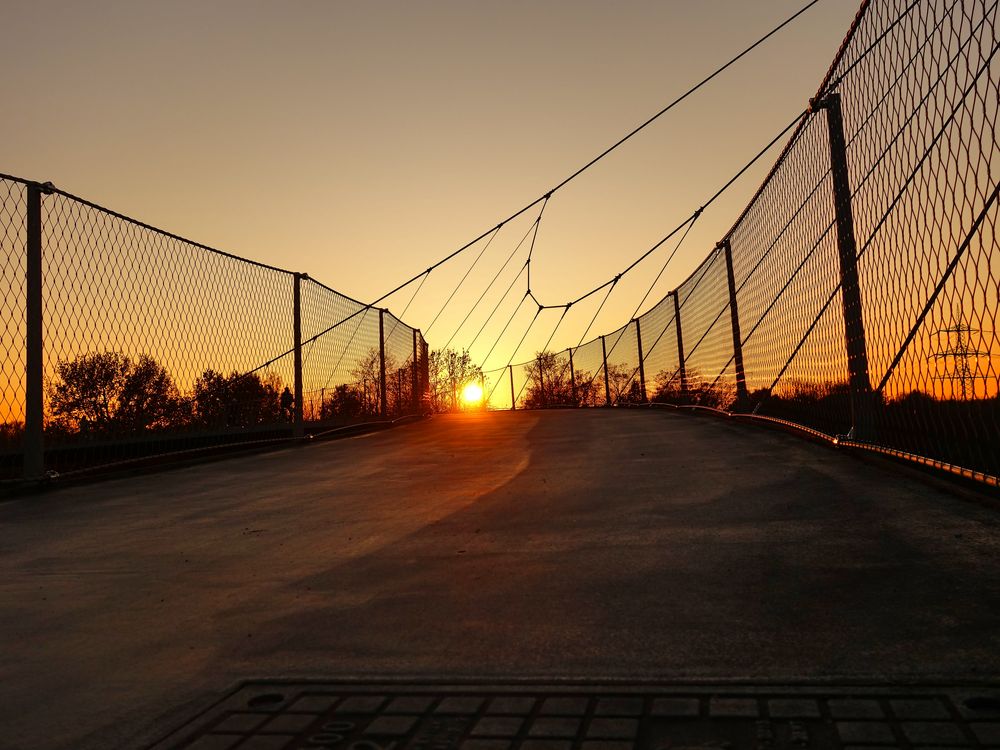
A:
[0, 181, 26, 467]
[484, 0, 1000, 484]
[0, 177, 428, 480]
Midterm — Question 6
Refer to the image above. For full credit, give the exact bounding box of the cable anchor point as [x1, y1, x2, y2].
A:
[808, 93, 836, 113]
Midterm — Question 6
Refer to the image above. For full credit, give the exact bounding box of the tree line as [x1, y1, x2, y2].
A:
[0, 344, 492, 448]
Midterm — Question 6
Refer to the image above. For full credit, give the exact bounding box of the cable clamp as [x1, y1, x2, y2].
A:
[809, 93, 836, 113]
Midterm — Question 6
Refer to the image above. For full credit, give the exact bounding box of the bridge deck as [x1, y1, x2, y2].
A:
[1, 409, 998, 749]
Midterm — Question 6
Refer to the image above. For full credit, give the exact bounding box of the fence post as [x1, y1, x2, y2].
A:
[509, 364, 516, 410]
[816, 91, 872, 437]
[721, 239, 749, 406]
[635, 318, 648, 403]
[24, 182, 46, 480]
[378, 308, 387, 418]
[569, 348, 578, 405]
[412, 329, 419, 413]
[292, 273, 304, 438]
[601, 335, 611, 406]
[673, 291, 688, 403]
[537, 354, 546, 407]
[421, 337, 429, 409]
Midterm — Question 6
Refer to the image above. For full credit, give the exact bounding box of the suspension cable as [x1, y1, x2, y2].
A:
[442, 205, 545, 351]
[512, 308, 571, 405]
[464, 265, 528, 354]
[371, 0, 823, 307]
[530, 111, 805, 311]
[576, 280, 619, 349]
[479, 294, 530, 370]
[486, 306, 544, 401]
[424, 226, 501, 336]
[593, 214, 702, 391]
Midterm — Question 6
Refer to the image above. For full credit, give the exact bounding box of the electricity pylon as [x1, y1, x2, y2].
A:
[929, 319, 989, 400]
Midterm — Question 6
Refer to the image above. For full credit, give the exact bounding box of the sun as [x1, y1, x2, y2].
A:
[461, 382, 484, 406]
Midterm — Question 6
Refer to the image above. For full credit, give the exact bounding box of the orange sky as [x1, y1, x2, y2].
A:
[1, 1, 863, 368]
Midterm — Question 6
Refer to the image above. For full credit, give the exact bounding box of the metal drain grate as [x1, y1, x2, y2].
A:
[155, 683, 1000, 750]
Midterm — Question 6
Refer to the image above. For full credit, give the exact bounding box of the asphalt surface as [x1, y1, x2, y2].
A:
[0, 409, 998, 750]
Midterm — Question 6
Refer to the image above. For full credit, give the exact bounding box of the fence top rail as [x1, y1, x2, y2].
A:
[0, 172, 34, 187]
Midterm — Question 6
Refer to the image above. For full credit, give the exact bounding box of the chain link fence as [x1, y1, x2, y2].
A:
[0, 178, 428, 481]
[486, 0, 1000, 485]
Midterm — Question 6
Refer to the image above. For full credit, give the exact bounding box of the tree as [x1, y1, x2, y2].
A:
[428, 348, 482, 412]
[324, 383, 364, 418]
[522, 351, 576, 408]
[651, 366, 736, 408]
[607, 362, 645, 404]
[349, 347, 394, 416]
[650, 368, 685, 404]
[48, 352, 184, 434]
[573, 369, 602, 406]
[193, 369, 282, 428]
[388, 365, 413, 416]
[0, 421, 23, 450]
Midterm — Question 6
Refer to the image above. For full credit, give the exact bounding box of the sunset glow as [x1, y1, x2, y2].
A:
[461, 382, 484, 406]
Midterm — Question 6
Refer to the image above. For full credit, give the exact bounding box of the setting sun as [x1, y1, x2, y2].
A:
[461, 382, 484, 406]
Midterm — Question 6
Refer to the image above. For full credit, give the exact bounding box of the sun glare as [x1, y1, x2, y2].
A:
[461, 382, 484, 406]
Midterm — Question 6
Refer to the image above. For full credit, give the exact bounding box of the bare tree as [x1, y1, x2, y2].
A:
[428, 348, 482, 412]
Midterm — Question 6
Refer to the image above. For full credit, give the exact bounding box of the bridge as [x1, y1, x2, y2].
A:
[2, 409, 999, 749]
[1, 0, 999, 748]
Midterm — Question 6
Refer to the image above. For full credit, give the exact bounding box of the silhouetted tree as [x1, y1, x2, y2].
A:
[0, 421, 23, 450]
[607, 362, 645, 404]
[650, 366, 735, 408]
[522, 351, 575, 408]
[572, 369, 602, 406]
[389, 365, 414, 416]
[48, 352, 185, 434]
[428, 348, 482, 412]
[193, 369, 282, 428]
[349, 347, 394, 416]
[325, 383, 364, 418]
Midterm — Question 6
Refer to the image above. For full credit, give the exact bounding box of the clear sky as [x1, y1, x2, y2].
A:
[2, 0, 863, 370]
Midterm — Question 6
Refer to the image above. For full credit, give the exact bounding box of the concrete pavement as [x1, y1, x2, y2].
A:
[0, 409, 998, 749]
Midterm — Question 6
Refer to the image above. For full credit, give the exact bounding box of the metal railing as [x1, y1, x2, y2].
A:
[0, 179, 429, 481]
[483, 0, 1000, 485]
